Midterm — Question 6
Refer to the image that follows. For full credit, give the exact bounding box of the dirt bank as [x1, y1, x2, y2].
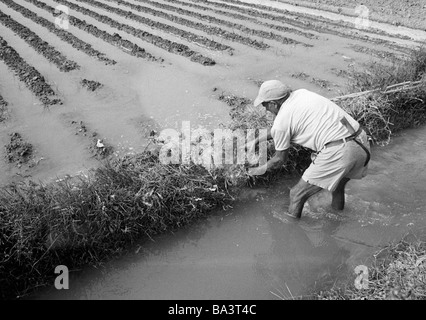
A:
[278, 0, 426, 30]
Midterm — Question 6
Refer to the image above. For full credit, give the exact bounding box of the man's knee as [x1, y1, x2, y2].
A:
[333, 177, 350, 194]
[290, 179, 322, 202]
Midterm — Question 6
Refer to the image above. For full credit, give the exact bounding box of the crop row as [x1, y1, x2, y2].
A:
[71, 0, 268, 50]
[73, 0, 234, 54]
[22, 0, 164, 64]
[100, 0, 312, 46]
[0, 10, 79, 72]
[193, 0, 410, 53]
[219, 0, 413, 42]
[69, 0, 234, 54]
[0, 0, 116, 65]
[0, 36, 61, 106]
[349, 44, 404, 61]
[57, 0, 232, 56]
[24, 0, 216, 65]
[158, 0, 318, 40]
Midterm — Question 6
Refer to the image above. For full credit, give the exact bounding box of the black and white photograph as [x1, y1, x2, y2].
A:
[0, 0, 425, 305]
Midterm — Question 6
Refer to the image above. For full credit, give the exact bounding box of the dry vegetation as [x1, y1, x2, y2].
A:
[317, 236, 426, 300]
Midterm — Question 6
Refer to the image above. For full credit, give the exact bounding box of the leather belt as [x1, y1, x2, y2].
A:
[323, 127, 370, 166]
[324, 127, 363, 148]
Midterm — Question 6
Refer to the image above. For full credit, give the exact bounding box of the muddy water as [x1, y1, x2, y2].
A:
[31, 125, 426, 300]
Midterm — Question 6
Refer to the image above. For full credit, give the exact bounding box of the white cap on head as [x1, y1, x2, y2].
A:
[253, 80, 292, 107]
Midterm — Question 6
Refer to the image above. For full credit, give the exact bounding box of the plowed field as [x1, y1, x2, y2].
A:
[0, 0, 423, 186]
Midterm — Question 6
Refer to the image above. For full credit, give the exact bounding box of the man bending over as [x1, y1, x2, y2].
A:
[249, 80, 371, 219]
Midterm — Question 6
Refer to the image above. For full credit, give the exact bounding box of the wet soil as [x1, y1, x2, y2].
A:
[104, 0, 311, 47]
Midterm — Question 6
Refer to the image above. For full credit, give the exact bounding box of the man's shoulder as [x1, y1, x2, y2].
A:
[293, 88, 323, 98]
[288, 89, 319, 102]
[293, 88, 312, 95]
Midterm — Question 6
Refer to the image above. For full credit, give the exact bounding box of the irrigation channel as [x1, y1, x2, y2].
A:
[29, 124, 426, 300]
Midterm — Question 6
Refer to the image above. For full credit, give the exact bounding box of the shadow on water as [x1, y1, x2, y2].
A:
[254, 195, 352, 300]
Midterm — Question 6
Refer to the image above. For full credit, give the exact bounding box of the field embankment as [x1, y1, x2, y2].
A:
[276, 0, 426, 30]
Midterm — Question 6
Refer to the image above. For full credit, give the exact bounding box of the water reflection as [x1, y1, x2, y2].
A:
[254, 196, 350, 299]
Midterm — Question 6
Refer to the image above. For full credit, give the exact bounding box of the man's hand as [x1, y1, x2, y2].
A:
[247, 165, 266, 176]
[247, 149, 289, 176]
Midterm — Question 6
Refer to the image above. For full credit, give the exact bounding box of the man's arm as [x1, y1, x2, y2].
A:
[248, 149, 289, 176]
[266, 149, 288, 171]
[247, 128, 273, 152]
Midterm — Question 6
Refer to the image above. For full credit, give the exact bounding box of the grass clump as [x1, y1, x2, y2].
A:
[317, 237, 426, 300]
[218, 92, 311, 183]
[0, 152, 236, 299]
[340, 46, 426, 145]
